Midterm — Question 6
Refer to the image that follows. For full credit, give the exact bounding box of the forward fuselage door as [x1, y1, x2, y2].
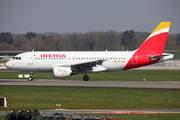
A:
[27, 53, 34, 65]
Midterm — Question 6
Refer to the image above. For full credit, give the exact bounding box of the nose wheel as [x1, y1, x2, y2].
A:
[83, 75, 89, 81]
[29, 71, 33, 81]
[28, 76, 33, 81]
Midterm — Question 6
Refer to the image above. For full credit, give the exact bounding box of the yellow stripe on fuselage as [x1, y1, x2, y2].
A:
[150, 22, 171, 35]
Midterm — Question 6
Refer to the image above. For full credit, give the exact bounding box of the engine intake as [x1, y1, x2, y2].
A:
[53, 67, 72, 78]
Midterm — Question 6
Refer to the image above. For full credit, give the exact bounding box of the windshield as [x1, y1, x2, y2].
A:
[13, 57, 21, 60]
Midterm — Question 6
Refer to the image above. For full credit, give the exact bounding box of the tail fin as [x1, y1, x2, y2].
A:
[123, 22, 171, 70]
[137, 22, 171, 55]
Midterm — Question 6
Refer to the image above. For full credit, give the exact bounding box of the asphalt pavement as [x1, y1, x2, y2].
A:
[0, 79, 180, 89]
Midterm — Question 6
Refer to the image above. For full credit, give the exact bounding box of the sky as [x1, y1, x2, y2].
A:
[0, 0, 180, 34]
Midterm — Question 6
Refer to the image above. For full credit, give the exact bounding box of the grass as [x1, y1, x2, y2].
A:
[0, 70, 180, 81]
[0, 87, 180, 111]
[0, 60, 7, 63]
[170, 52, 180, 59]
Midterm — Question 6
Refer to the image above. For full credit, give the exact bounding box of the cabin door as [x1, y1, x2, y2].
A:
[27, 53, 34, 65]
[132, 53, 138, 64]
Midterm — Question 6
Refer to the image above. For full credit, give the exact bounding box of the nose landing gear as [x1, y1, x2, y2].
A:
[28, 71, 33, 81]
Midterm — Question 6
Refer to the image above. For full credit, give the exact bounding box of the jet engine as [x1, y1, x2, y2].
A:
[53, 67, 72, 78]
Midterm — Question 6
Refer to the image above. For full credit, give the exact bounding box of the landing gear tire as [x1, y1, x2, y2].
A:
[28, 76, 33, 81]
[29, 71, 33, 81]
[83, 75, 89, 81]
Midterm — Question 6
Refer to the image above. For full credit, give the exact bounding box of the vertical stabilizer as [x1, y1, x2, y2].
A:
[123, 22, 171, 70]
[137, 22, 171, 55]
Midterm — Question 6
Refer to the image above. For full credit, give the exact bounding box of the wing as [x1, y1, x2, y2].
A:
[70, 60, 106, 73]
[71, 60, 105, 67]
[51, 60, 106, 72]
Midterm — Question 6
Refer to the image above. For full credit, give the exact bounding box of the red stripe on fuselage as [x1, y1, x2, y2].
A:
[123, 32, 168, 70]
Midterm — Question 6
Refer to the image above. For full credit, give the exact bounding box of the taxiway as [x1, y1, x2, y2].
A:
[0, 79, 180, 89]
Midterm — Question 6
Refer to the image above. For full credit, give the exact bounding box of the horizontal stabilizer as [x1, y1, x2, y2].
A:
[149, 53, 174, 62]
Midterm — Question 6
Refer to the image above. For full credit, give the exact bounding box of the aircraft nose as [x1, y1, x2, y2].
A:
[5, 61, 11, 69]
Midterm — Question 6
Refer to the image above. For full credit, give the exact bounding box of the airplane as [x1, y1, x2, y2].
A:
[5, 22, 174, 81]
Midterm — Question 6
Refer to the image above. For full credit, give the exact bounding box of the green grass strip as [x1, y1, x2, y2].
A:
[0, 70, 180, 81]
[0, 87, 180, 111]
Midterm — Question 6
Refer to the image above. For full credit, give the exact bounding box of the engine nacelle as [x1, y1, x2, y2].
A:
[53, 67, 72, 78]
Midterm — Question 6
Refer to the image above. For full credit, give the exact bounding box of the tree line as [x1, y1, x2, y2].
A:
[0, 30, 180, 51]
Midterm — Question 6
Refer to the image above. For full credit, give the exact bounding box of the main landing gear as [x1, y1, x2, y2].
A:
[83, 75, 89, 81]
[28, 71, 33, 81]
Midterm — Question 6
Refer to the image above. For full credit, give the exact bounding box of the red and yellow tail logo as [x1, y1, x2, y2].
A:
[149, 22, 171, 39]
[123, 22, 171, 70]
[137, 22, 171, 55]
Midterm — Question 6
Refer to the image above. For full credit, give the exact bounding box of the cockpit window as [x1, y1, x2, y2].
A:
[13, 57, 21, 60]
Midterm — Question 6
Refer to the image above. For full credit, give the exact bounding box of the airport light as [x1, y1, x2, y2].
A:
[56, 104, 61, 109]
[0, 97, 7, 107]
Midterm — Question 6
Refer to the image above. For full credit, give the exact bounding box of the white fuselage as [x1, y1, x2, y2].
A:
[6, 51, 135, 72]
